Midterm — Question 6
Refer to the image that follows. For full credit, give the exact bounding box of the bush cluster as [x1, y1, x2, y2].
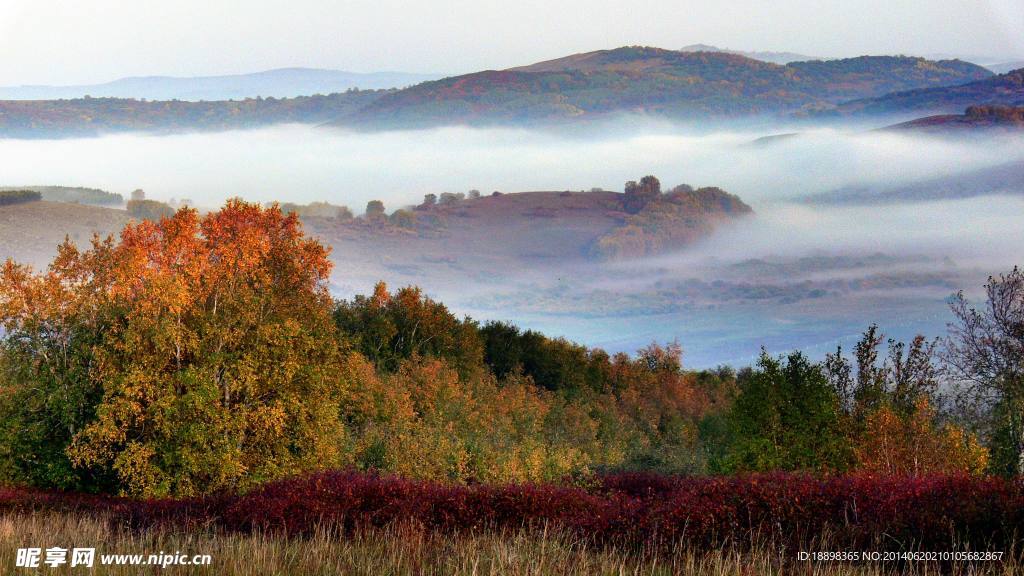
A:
[1, 470, 1020, 553]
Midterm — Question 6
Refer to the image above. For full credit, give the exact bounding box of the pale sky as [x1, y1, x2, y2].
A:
[1, 0, 1022, 85]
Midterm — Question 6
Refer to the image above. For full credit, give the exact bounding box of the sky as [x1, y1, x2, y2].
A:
[1, 0, 1023, 85]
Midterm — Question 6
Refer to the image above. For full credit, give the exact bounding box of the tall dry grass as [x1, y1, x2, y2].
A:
[0, 511, 1018, 575]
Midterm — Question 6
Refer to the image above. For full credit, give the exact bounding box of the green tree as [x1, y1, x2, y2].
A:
[725, 351, 849, 472]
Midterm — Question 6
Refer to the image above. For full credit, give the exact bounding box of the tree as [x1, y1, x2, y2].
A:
[946, 267, 1024, 475]
[0, 200, 345, 496]
[725, 351, 849, 472]
[0, 190, 41, 206]
[421, 193, 437, 208]
[126, 199, 175, 221]
[389, 209, 416, 229]
[365, 200, 386, 219]
[855, 397, 987, 475]
[439, 192, 465, 206]
[335, 283, 484, 379]
[623, 175, 661, 214]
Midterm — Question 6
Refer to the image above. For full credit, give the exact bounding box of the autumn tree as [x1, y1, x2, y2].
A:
[946, 267, 1024, 475]
[824, 325, 987, 475]
[855, 397, 987, 475]
[0, 200, 345, 496]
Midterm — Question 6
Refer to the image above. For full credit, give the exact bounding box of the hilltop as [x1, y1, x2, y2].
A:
[827, 68, 1024, 118]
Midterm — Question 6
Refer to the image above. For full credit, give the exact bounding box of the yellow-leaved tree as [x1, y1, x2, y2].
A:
[1, 200, 345, 497]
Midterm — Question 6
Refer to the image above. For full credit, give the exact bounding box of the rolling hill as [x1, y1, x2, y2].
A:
[827, 68, 1024, 118]
[0, 68, 440, 101]
[339, 47, 991, 128]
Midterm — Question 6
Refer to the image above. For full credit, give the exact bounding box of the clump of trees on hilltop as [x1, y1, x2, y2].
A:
[0, 201, 1021, 497]
[598, 176, 754, 260]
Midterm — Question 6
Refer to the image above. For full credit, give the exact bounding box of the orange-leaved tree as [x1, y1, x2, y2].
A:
[0, 200, 345, 496]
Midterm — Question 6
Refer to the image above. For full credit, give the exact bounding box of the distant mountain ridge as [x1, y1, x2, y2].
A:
[679, 43, 820, 65]
[0, 68, 441, 101]
[0, 46, 1000, 136]
[340, 47, 992, 128]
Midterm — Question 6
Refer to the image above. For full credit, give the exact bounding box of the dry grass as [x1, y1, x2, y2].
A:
[0, 511, 1018, 575]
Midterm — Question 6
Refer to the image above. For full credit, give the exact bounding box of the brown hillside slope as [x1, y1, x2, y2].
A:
[0, 187, 751, 297]
[0, 201, 131, 268]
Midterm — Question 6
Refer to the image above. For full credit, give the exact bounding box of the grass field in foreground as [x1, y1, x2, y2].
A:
[0, 511, 1018, 576]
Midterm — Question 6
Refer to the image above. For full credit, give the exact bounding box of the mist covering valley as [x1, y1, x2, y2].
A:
[1, 121, 1022, 367]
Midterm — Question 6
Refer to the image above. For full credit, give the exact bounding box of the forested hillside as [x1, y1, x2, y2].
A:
[342, 48, 990, 127]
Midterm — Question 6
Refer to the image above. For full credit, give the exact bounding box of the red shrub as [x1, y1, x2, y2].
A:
[1, 470, 1021, 553]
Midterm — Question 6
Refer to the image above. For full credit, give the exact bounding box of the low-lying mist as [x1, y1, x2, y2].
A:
[2, 121, 1022, 368]
[2, 122, 1021, 209]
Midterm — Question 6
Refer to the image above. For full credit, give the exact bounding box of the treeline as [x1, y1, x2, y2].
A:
[0, 90, 387, 138]
[0, 190, 41, 206]
[0, 201, 1019, 498]
[0, 186, 123, 206]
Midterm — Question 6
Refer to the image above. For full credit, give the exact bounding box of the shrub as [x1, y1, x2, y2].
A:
[1, 470, 1021, 555]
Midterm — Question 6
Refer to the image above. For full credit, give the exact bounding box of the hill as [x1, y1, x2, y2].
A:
[340, 47, 991, 128]
[305, 180, 751, 292]
[0, 185, 123, 205]
[0, 200, 131, 267]
[883, 105, 1024, 133]
[0, 179, 751, 292]
[827, 68, 1024, 117]
[0, 68, 440, 101]
[0, 90, 386, 138]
